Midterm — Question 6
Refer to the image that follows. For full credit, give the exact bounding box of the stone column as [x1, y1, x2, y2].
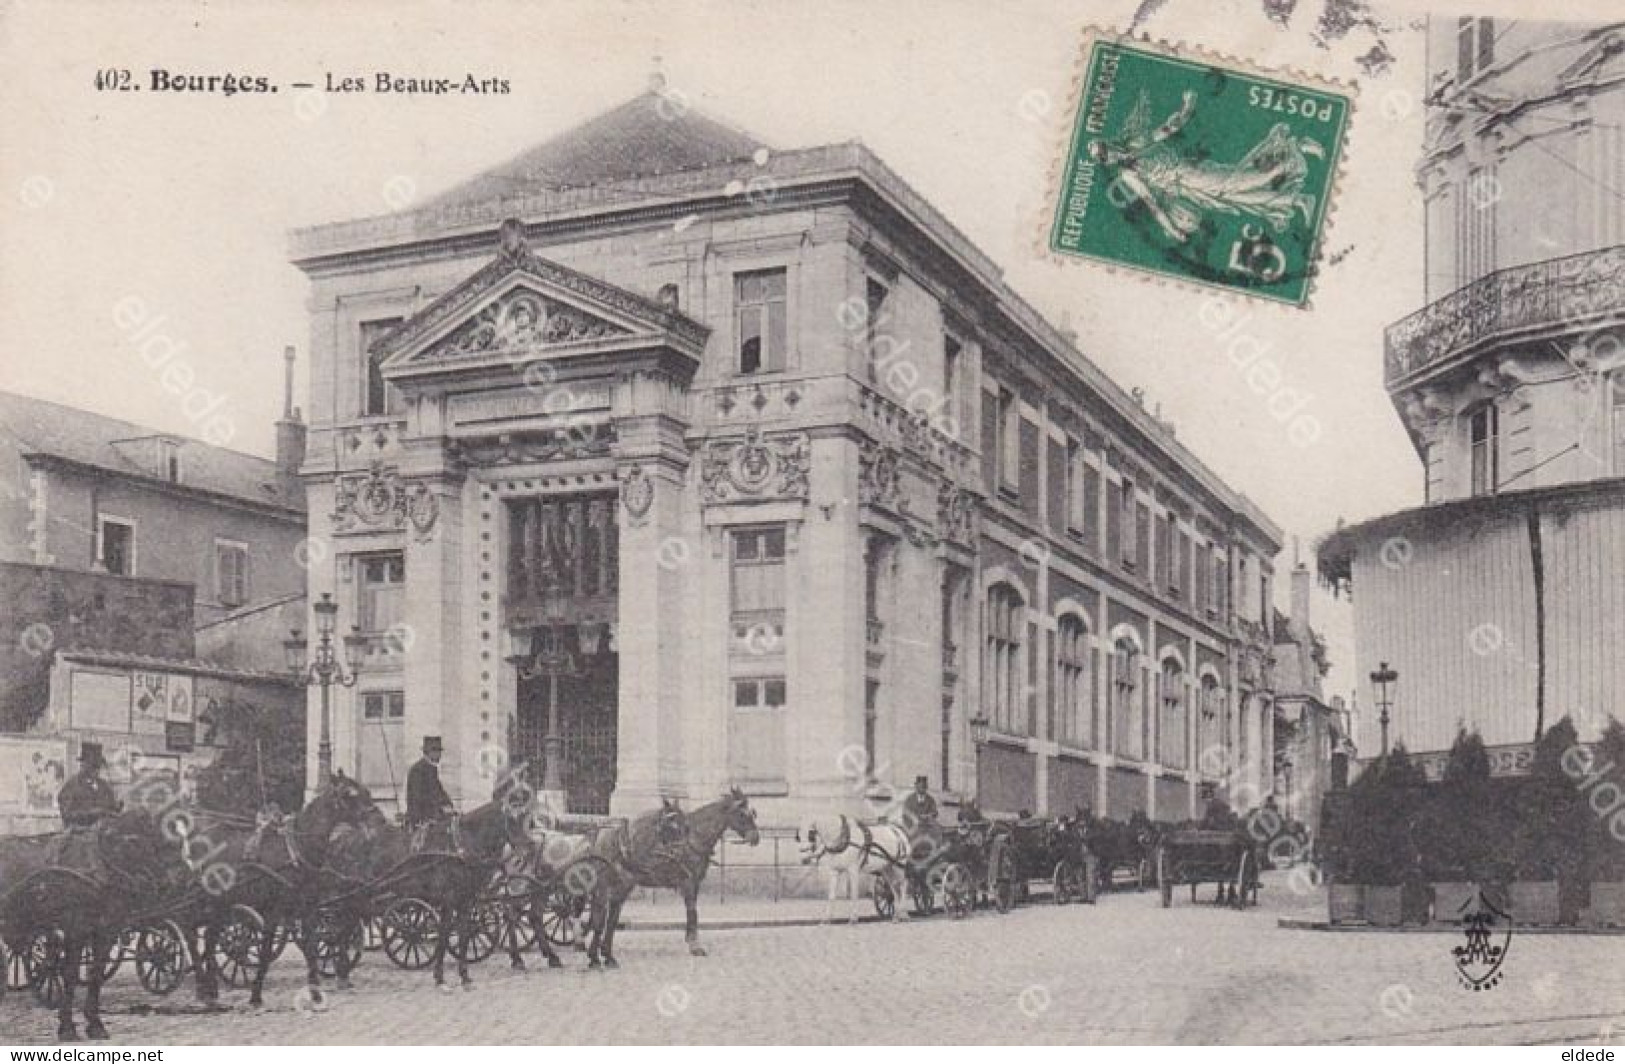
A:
[401, 470, 467, 803]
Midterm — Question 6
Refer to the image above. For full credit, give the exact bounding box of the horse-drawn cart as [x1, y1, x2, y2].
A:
[1154, 829, 1260, 908]
[1003, 817, 1095, 907]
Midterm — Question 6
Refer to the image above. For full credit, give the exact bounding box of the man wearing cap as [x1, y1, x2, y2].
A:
[59, 741, 121, 829]
[405, 735, 455, 829]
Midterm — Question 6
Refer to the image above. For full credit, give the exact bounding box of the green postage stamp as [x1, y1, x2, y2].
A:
[1049, 32, 1351, 307]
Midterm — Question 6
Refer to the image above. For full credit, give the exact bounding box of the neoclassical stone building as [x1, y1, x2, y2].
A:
[290, 86, 1282, 825]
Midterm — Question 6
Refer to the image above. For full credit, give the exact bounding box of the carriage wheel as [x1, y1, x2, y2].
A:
[212, 905, 265, 989]
[1234, 849, 1260, 909]
[380, 899, 441, 971]
[1158, 847, 1173, 908]
[940, 863, 973, 919]
[990, 841, 1016, 914]
[1053, 859, 1079, 905]
[539, 885, 584, 948]
[134, 921, 188, 996]
[447, 898, 504, 963]
[871, 874, 896, 919]
[909, 872, 935, 917]
[361, 915, 384, 952]
[308, 910, 363, 979]
[490, 875, 539, 955]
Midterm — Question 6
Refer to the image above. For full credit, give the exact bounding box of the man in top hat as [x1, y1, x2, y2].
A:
[59, 741, 121, 829]
[902, 774, 938, 828]
[405, 735, 455, 829]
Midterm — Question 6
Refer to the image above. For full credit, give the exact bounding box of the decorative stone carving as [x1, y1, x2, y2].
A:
[858, 442, 902, 512]
[424, 286, 629, 362]
[331, 461, 440, 540]
[620, 464, 654, 525]
[699, 427, 811, 504]
[937, 480, 978, 545]
[447, 423, 615, 467]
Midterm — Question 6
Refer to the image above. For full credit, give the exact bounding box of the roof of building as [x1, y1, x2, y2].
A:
[0, 390, 302, 517]
[57, 647, 297, 686]
[420, 88, 768, 212]
[1315, 474, 1625, 586]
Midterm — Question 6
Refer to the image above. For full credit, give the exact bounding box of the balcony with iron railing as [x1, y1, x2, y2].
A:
[1384, 245, 1625, 389]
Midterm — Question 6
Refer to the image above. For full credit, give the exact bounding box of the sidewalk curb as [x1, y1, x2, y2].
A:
[1278, 917, 1625, 934]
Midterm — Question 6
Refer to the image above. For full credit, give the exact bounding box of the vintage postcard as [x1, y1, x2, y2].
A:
[1, 0, 1623, 1053]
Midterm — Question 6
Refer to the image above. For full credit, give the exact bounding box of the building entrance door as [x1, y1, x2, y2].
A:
[507, 491, 619, 815]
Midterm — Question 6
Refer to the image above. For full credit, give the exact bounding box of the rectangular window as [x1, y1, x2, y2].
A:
[730, 526, 788, 783]
[1119, 479, 1137, 568]
[864, 278, 889, 382]
[358, 553, 405, 633]
[1136, 502, 1151, 580]
[943, 334, 961, 433]
[1155, 513, 1172, 591]
[1064, 438, 1082, 532]
[1469, 404, 1499, 497]
[997, 388, 1019, 493]
[730, 527, 786, 615]
[1213, 552, 1228, 617]
[1458, 17, 1495, 83]
[358, 690, 405, 792]
[214, 539, 250, 607]
[97, 516, 135, 576]
[1081, 464, 1101, 550]
[1611, 371, 1625, 474]
[1177, 530, 1191, 601]
[735, 269, 787, 374]
[361, 318, 404, 417]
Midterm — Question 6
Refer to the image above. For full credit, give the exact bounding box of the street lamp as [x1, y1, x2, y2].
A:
[506, 624, 583, 795]
[1369, 660, 1398, 758]
[284, 592, 364, 787]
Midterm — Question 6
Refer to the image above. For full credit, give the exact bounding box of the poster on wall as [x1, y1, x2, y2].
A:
[0, 737, 70, 813]
[132, 671, 175, 735]
[68, 668, 131, 732]
[129, 750, 181, 795]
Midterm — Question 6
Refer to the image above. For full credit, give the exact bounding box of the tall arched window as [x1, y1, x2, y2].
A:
[1197, 672, 1224, 774]
[985, 584, 1025, 735]
[1111, 635, 1141, 760]
[1055, 614, 1090, 748]
[1159, 656, 1187, 769]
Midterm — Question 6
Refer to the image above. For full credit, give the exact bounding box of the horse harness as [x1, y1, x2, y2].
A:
[814, 815, 903, 872]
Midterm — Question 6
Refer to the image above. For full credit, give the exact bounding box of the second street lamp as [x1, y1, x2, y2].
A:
[1369, 660, 1398, 758]
[285, 591, 363, 787]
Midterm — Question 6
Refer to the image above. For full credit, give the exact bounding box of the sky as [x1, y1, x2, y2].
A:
[0, 0, 1566, 700]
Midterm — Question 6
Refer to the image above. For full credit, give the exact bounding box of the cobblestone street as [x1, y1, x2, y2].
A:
[4, 874, 1622, 1045]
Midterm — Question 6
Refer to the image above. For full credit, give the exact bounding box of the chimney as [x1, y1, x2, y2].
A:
[275, 345, 307, 492]
[1290, 538, 1311, 638]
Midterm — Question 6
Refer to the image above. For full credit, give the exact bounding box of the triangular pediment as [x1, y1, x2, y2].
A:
[376, 225, 708, 380]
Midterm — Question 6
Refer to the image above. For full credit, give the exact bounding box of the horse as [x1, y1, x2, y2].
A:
[495, 823, 601, 970]
[164, 773, 379, 1011]
[799, 813, 911, 925]
[323, 793, 535, 991]
[584, 789, 759, 968]
[0, 809, 180, 1041]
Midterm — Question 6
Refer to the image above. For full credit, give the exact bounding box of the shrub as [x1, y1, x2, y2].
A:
[1592, 717, 1625, 881]
[1343, 744, 1425, 885]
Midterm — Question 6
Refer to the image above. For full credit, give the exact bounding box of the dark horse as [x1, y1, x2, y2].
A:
[324, 794, 534, 990]
[585, 789, 760, 968]
[166, 773, 379, 1011]
[0, 809, 180, 1040]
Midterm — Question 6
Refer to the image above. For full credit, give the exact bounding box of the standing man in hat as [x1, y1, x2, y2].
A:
[405, 736, 455, 829]
[59, 741, 121, 829]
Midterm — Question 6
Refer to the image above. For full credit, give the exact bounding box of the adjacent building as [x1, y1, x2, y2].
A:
[289, 82, 1284, 825]
[0, 382, 307, 832]
[1318, 18, 1625, 771]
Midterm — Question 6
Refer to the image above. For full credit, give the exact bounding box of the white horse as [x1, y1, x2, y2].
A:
[800, 814, 911, 924]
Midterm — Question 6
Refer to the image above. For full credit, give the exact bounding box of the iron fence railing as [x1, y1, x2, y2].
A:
[1384, 245, 1625, 387]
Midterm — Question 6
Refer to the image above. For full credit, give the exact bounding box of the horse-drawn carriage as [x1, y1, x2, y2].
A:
[1153, 828, 1261, 908]
[1001, 816, 1096, 907]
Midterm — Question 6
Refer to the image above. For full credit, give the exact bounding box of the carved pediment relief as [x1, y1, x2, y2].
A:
[377, 219, 710, 382]
[417, 286, 631, 363]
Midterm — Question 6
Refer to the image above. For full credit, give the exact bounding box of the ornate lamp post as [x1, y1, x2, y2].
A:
[968, 711, 989, 798]
[284, 592, 365, 787]
[1369, 661, 1398, 758]
[507, 623, 595, 796]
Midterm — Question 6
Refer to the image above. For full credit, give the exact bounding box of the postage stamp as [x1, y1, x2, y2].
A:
[1048, 31, 1352, 307]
